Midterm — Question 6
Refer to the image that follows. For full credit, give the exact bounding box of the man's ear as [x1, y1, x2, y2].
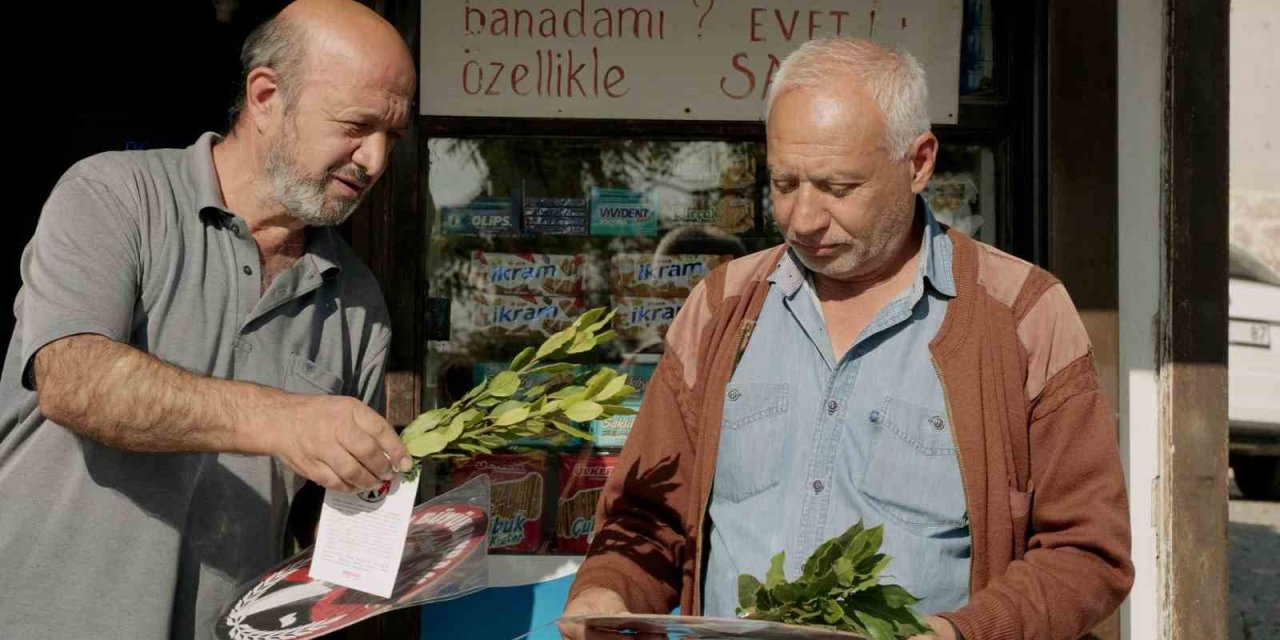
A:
[245, 66, 284, 135]
[908, 131, 939, 194]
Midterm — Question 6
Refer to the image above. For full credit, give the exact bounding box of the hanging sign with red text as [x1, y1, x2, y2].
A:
[420, 0, 962, 123]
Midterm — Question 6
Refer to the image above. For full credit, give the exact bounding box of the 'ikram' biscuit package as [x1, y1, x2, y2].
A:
[610, 253, 729, 298]
[463, 292, 584, 339]
[471, 251, 584, 296]
[611, 296, 685, 341]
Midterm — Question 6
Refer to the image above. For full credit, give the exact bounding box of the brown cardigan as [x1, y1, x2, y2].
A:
[569, 230, 1133, 640]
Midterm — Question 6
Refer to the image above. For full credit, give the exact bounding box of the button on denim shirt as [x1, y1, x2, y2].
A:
[704, 197, 970, 617]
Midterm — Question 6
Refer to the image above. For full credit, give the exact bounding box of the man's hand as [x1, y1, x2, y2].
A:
[907, 616, 959, 640]
[264, 394, 412, 493]
[560, 588, 629, 640]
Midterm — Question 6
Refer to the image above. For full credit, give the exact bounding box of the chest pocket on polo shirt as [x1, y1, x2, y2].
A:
[284, 354, 345, 396]
[858, 395, 968, 530]
[712, 382, 790, 503]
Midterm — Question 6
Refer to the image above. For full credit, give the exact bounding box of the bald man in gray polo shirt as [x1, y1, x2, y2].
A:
[0, 1, 418, 638]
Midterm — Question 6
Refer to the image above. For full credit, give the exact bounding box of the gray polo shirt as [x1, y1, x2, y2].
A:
[0, 132, 390, 639]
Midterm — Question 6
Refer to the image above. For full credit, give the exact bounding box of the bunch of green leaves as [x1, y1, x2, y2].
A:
[737, 522, 933, 640]
[398, 308, 637, 479]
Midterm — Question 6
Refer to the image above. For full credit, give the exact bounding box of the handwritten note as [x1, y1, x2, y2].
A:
[421, 0, 961, 122]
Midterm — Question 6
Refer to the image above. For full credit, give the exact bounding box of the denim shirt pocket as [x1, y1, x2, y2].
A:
[859, 395, 968, 530]
[712, 382, 790, 503]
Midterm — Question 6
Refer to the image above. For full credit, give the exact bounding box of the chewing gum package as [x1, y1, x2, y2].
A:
[524, 215, 589, 235]
[611, 296, 684, 341]
[524, 197, 587, 216]
[589, 187, 657, 237]
[471, 251, 584, 297]
[440, 201, 520, 236]
[524, 197, 589, 235]
[587, 406, 639, 450]
[610, 254, 729, 298]
[582, 362, 653, 449]
[465, 292, 583, 339]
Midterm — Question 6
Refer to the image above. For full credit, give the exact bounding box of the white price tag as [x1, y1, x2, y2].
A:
[308, 474, 420, 598]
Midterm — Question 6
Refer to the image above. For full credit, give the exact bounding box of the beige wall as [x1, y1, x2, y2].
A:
[1231, 0, 1280, 275]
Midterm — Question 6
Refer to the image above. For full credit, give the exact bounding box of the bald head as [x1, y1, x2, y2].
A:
[230, 0, 415, 128]
[279, 0, 415, 85]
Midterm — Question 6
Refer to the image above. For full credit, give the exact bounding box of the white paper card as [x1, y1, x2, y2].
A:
[308, 474, 420, 598]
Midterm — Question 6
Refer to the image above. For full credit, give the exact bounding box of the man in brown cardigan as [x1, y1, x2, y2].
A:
[562, 37, 1132, 640]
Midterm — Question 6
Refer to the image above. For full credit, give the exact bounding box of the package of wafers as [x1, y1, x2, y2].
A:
[609, 254, 729, 298]
[555, 451, 619, 554]
[449, 452, 549, 553]
[611, 296, 685, 341]
[465, 292, 584, 339]
[470, 251, 584, 296]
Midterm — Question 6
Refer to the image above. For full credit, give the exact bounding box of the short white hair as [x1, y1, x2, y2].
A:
[765, 37, 930, 158]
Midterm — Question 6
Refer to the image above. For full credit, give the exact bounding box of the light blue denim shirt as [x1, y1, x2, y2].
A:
[704, 197, 970, 618]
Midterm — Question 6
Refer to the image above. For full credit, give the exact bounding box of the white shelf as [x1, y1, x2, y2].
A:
[487, 554, 583, 588]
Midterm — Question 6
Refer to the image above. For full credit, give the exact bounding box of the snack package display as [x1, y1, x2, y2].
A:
[555, 451, 619, 553]
[612, 296, 685, 341]
[462, 292, 584, 339]
[589, 187, 657, 236]
[470, 251, 584, 296]
[450, 453, 549, 553]
[440, 200, 521, 236]
[610, 253, 729, 298]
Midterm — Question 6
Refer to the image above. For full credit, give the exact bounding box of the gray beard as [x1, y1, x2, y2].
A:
[263, 140, 365, 227]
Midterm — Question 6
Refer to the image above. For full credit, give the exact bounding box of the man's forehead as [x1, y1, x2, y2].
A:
[303, 31, 416, 91]
[767, 86, 885, 143]
[767, 121, 889, 165]
[308, 76, 411, 115]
